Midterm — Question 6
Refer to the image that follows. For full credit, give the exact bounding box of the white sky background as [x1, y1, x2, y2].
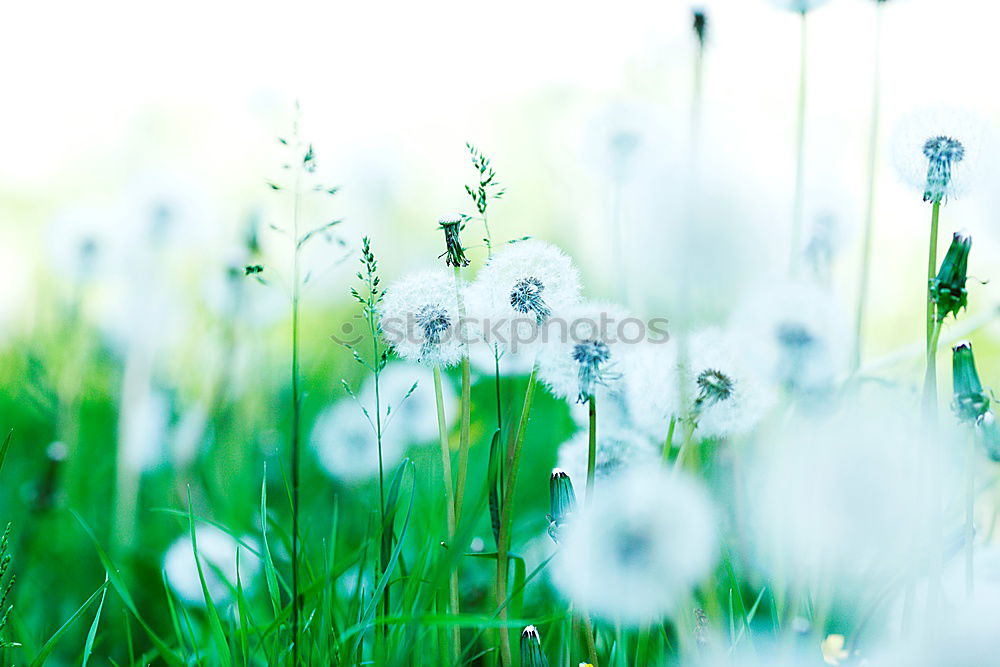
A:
[3, 0, 1000, 367]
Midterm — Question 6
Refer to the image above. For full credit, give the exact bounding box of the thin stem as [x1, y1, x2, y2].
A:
[372, 294, 390, 647]
[672, 419, 698, 476]
[923, 200, 942, 414]
[789, 9, 809, 277]
[496, 365, 539, 667]
[582, 612, 599, 667]
[290, 164, 302, 662]
[586, 395, 597, 502]
[851, 1, 883, 374]
[494, 344, 503, 432]
[453, 265, 472, 527]
[433, 366, 461, 664]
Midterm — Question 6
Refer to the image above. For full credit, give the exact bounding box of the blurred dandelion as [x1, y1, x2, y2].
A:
[309, 399, 406, 483]
[552, 466, 717, 624]
[164, 525, 261, 608]
[555, 427, 657, 490]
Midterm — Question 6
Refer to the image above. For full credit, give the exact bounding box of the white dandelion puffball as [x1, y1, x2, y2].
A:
[537, 302, 636, 402]
[464, 240, 582, 353]
[767, 0, 831, 12]
[555, 427, 658, 488]
[310, 398, 406, 483]
[891, 107, 994, 203]
[686, 328, 775, 438]
[468, 339, 536, 378]
[876, 597, 1000, 667]
[622, 341, 680, 440]
[363, 362, 455, 445]
[119, 385, 170, 473]
[569, 384, 634, 432]
[732, 280, 847, 397]
[379, 269, 466, 367]
[164, 525, 261, 607]
[744, 394, 958, 593]
[553, 466, 718, 624]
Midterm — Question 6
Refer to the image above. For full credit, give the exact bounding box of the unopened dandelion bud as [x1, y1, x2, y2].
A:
[923, 135, 965, 203]
[952, 341, 989, 423]
[520, 625, 549, 667]
[573, 339, 612, 403]
[547, 469, 577, 543]
[931, 230, 972, 321]
[692, 9, 708, 47]
[438, 215, 469, 267]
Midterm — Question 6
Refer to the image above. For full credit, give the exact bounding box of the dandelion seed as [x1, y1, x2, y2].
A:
[379, 269, 465, 367]
[552, 466, 717, 624]
[164, 525, 261, 607]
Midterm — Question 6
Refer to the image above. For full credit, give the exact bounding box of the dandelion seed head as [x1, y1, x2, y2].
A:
[623, 341, 681, 439]
[537, 302, 630, 402]
[465, 240, 581, 352]
[552, 467, 718, 624]
[164, 525, 261, 607]
[892, 107, 994, 203]
[310, 399, 406, 483]
[379, 269, 465, 366]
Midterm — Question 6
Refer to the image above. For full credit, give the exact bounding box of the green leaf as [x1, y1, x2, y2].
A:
[487, 429, 503, 549]
[29, 580, 108, 667]
[81, 575, 109, 667]
[186, 491, 233, 667]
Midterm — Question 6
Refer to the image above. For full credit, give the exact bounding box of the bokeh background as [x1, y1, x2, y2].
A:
[4, 0, 1000, 661]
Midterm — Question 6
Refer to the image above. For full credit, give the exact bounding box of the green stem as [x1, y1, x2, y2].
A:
[923, 200, 942, 414]
[789, 9, 809, 277]
[433, 366, 461, 664]
[496, 366, 539, 667]
[582, 611, 599, 667]
[290, 164, 302, 661]
[851, 1, 883, 374]
[672, 419, 698, 475]
[453, 265, 472, 527]
[586, 395, 597, 502]
[965, 430, 976, 597]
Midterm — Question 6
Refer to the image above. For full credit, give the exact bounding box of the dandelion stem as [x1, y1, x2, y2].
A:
[586, 395, 597, 502]
[582, 611, 599, 667]
[672, 419, 698, 475]
[851, 0, 884, 374]
[923, 200, 942, 413]
[789, 9, 809, 277]
[453, 265, 472, 527]
[433, 365, 461, 664]
[496, 365, 539, 667]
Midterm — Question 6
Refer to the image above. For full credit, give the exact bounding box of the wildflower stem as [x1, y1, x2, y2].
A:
[672, 419, 698, 475]
[496, 365, 539, 667]
[290, 163, 302, 661]
[789, 9, 809, 277]
[433, 365, 461, 664]
[586, 395, 597, 502]
[923, 200, 942, 413]
[582, 611, 599, 666]
[851, 0, 883, 374]
[453, 266, 472, 527]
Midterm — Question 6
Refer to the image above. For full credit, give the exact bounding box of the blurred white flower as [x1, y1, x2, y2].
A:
[465, 239, 582, 353]
[379, 269, 465, 367]
[468, 340, 536, 378]
[731, 280, 847, 397]
[555, 427, 657, 488]
[744, 394, 957, 594]
[310, 398, 407, 483]
[767, 0, 832, 11]
[164, 525, 261, 607]
[553, 466, 717, 624]
[891, 107, 994, 203]
[686, 328, 775, 438]
[875, 597, 1000, 666]
[119, 385, 170, 473]
[569, 384, 634, 432]
[537, 302, 635, 402]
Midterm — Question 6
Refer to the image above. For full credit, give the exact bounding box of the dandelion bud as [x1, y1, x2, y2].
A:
[922, 135, 965, 203]
[438, 215, 469, 268]
[952, 341, 989, 424]
[520, 625, 549, 667]
[547, 469, 577, 543]
[931, 230, 972, 321]
[692, 9, 708, 47]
